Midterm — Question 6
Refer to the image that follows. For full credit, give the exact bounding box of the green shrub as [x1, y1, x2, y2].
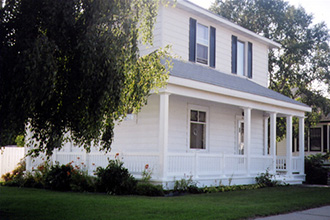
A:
[71, 171, 96, 192]
[203, 184, 264, 193]
[44, 163, 75, 191]
[1, 160, 26, 186]
[136, 183, 164, 196]
[255, 169, 278, 187]
[173, 175, 197, 193]
[305, 153, 329, 185]
[95, 159, 137, 195]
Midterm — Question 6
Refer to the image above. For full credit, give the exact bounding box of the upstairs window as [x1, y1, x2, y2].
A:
[232, 35, 253, 78]
[189, 18, 216, 68]
[196, 23, 209, 64]
[237, 41, 245, 76]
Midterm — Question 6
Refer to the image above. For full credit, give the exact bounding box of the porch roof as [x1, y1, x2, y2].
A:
[169, 59, 309, 108]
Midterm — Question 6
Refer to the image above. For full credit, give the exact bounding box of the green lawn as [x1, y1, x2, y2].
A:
[1, 186, 330, 220]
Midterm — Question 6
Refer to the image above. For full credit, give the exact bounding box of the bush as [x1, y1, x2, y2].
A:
[44, 163, 75, 191]
[305, 153, 329, 185]
[203, 184, 264, 193]
[95, 158, 137, 195]
[255, 169, 278, 187]
[173, 175, 197, 193]
[1, 160, 26, 186]
[136, 183, 164, 196]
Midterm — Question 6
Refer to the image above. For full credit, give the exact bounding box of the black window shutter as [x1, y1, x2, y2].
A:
[231, 35, 237, 74]
[209, 26, 216, 68]
[189, 18, 197, 62]
[248, 42, 253, 78]
[323, 125, 328, 152]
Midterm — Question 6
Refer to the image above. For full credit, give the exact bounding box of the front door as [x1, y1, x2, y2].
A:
[237, 120, 244, 155]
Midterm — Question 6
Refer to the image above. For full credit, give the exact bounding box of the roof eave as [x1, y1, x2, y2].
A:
[175, 0, 281, 49]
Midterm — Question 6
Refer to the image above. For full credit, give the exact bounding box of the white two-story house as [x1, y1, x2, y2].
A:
[26, 0, 311, 186]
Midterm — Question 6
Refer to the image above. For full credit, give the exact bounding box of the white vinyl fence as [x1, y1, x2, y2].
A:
[0, 146, 25, 177]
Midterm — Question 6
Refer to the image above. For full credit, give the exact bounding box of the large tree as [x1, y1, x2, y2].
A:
[210, 0, 330, 136]
[0, 0, 171, 156]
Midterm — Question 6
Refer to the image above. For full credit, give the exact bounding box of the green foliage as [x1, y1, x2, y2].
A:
[136, 182, 164, 196]
[141, 164, 152, 183]
[255, 169, 279, 187]
[210, 0, 330, 138]
[95, 158, 137, 195]
[305, 153, 329, 185]
[44, 162, 76, 191]
[173, 175, 198, 193]
[203, 184, 264, 193]
[1, 160, 26, 186]
[0, 0, 171, 155]
[15, 135, 25, 147]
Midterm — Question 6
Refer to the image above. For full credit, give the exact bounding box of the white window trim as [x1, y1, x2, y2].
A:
[187, 104, 209, 152]
[196, 23, 209, 65]
[234, 37, 250, 78]
[237, 40, 246, 76]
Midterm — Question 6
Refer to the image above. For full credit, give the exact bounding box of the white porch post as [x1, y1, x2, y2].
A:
[286, 115, 293, 177]
[244, 108, 251, 176]
[159, 92, 170, 181]
[299, 117, 305, 175]
[263, 117, 269, 155]
[270, 112, 277, 174]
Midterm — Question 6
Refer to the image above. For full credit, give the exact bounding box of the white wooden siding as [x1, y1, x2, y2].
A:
[111, 95, 160, 153]
[168, 95, 265, 155]
[158, 5, 269, 87]
[250, 110, 265, 155]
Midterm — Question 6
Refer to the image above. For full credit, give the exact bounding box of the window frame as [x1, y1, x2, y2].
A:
[196, 23, 209, 65]
[236, 40, 246, 76]
[309, 127, 322, 152]
[188, 105, 209, 151]
[189, 18, 216, 68]
[232, 35, 253, 78]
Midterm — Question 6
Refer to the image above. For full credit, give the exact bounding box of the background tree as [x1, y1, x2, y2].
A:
[0, 0, 171, 156]
[210, 0, 330, 137]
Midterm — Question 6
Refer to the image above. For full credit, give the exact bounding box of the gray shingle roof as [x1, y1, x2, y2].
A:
[169, 59, 308, 107]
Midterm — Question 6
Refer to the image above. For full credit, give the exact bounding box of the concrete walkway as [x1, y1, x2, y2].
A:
[254, 206, 330, 220]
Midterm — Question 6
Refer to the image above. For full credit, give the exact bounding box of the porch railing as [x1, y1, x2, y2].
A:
[167, 153, 274, 178]
[27, 150, 301, 180]
[276, 156, 303, 174]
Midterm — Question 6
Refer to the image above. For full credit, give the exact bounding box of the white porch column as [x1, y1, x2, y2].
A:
[299, 117, 305, 175]
[244, 108, 251, 176]
[159, 92, 170, 181]
[269, 112, 277, 174]
[286, 115, 293, 177]
[263, 116, 269, 155]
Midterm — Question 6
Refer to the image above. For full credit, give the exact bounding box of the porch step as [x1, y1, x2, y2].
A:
[275, 175, 304, 185]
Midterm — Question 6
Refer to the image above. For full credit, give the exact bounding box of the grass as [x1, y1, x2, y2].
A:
[0, 186, 330, 220]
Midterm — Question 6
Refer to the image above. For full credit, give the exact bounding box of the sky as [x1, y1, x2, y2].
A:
[188, 0, 330, 27]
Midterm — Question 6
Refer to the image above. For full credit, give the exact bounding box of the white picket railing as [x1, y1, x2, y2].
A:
[276, 156, 302, 174]
[0, 146, 25, 177]
[28, 151, 161, 178]
[167, 153, 274, 178]
[26, 150, 302, 180]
